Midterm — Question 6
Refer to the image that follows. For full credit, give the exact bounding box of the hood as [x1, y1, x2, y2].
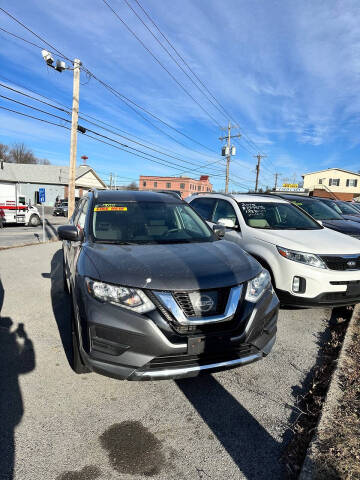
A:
[322, 218, 360, 234]
[82, 240, 261, 291]
[252, 227, 360, 254]
[341, 214, 360, 224]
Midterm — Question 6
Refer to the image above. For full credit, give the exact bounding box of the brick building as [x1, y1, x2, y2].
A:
[139, 175, 212, 199]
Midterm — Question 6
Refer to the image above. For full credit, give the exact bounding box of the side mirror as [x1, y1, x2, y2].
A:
[213, 224, 226, 239]
[218, 218, 236, 228]
[58, 225, 80, 241]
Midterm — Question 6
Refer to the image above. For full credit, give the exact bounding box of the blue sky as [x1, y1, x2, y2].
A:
[0, 0, 360, 191]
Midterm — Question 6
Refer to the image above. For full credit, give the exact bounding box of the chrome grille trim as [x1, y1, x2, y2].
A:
[153, 285, 243, 326]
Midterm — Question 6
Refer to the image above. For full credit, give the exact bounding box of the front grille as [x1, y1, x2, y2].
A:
[322, 291, 360, 301]
[144, 343, 256, 371]
[173, 292, 196, 316]
[173, 288, 230, 318]
[320, 255, 360, 270]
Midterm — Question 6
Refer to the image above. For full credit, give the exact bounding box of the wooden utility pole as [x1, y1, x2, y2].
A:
[254, 153, 267, 192]
[274, 172, 281, 190]
[68, 58, 81, 219]
[219, 122, 241, 193]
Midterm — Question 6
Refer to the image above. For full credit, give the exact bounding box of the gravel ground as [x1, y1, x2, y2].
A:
[0, 242, 330, 480]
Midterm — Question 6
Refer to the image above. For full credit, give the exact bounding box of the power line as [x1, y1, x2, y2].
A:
[132, 0, 267, 156]
[0, 105, 70, 129]
[0, 12, 224, 158]
[123, 0, 228, 122]
[0, 94, 71, 124]
[0, 7, 72, 62]
[0, 82, 229, 176]
[0, 82, 70, 114]
[82, 66, 221, 155]
[0, 26, 59, 56]
[101, 0, 222, 129]
[0, 103, 235, 180]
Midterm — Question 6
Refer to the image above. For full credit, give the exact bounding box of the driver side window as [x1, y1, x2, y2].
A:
[213, 200, 238, 226]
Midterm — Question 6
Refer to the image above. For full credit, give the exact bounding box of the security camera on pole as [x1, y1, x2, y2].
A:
[41, 51, 82, 219]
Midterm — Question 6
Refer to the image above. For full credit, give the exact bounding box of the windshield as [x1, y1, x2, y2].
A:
[335, 201, 360, 215]
[238, 202, 321, 230]
[350, 203, 360, 213]
[92, 201, 214, 244]
[61, 202, 68, 207]
[291, 199, 343, 220]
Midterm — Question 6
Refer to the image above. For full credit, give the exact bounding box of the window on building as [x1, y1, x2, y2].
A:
[198, 185, 201, 191]
[346, 179, 358, 187]
[143, 181, 146, 187]
[180, 183, 185, 189]
[329, 178, 340, 186]
[154, 181, 157, 188]
[319, 179, 323, 184]
[166, 182, 171, 188]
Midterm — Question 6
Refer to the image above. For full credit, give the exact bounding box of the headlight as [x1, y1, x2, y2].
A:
[277, 246, 326, 269]
[85, 278, 155, 314]
[245, 269, 271, 303]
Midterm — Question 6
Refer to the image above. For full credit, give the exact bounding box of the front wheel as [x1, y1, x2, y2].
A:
[28, 214, 40, 227]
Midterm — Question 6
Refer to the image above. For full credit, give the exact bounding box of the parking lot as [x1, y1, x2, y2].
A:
[0, 242, 332, 480]
[0, 214, 67, 249]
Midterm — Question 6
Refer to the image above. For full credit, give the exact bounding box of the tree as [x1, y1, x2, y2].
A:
[8, 143, 37, 164]
[126, 181, 138, 190]
[0, 143, 9, 161]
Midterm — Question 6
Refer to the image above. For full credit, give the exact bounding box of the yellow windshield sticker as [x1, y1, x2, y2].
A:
[94, 206, 128, 212]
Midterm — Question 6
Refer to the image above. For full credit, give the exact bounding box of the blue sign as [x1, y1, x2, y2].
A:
[39, 188, 46, 203]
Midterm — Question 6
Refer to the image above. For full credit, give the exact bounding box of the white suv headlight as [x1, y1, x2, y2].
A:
[245, 269, 271, 303]
[85, 278, 155, 314]
[277, 246, 326, 269]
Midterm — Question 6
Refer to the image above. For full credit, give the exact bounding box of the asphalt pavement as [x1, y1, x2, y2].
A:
[0, 214, 67, 248]
[0, 242, 331, 480]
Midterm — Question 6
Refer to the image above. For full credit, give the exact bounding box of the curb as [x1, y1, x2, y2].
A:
[299, 303, 360, 479]
[0, 237, 59, 251]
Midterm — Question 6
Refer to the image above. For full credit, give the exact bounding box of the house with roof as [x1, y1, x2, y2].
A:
[302, 168, 360, 201]
[0, 161, 107, 206]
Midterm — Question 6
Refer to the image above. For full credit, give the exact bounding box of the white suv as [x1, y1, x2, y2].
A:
[187, 193, 360, 307]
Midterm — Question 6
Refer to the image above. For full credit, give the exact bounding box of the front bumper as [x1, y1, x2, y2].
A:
[277, 288, 360, 307]
[75, 282, 279, 380]
[274, 257, 360, 306]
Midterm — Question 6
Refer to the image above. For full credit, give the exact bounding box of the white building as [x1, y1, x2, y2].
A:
[0, 162, 107, 206]
[302, 168, 360, 201]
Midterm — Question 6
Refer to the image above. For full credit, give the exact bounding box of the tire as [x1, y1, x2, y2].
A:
[29, 214, 40, 227]
[71, 300, 90, 374]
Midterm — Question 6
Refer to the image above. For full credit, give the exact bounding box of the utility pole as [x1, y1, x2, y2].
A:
[109, 173, 113, 190]
[254, 153, 267, 192]
[274, 172, 281, 190]
[68, 58, 81, 218]
[219, 122, 241, 193]
[40, 51, 82, 218]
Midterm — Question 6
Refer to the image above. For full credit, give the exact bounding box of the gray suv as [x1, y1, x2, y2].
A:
[58, 190, 279, 380]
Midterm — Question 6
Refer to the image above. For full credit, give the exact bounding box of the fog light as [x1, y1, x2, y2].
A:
[292, 276, 306, 293]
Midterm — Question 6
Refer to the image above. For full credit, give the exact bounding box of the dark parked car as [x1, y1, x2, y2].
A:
[53, 201, 68, 217]
[315, 198, 360, 224]
[58, 190, 279, 380]
[276, 194, 360, 239]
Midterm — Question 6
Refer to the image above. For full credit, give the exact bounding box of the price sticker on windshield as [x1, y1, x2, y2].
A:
[94, 206, 128, 212]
